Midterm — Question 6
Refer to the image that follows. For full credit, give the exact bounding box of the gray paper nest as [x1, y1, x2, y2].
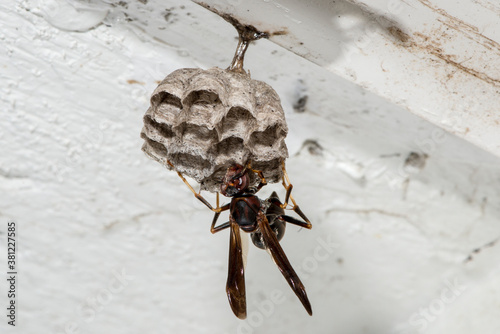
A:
[141, 67, 289, 192]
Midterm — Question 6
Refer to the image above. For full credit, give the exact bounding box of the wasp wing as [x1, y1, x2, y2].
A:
[226, 219, 247, 319]
[257, 212, 313, 316]
[240, 228, 249, 270]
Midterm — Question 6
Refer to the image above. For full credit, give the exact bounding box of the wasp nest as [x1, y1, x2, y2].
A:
[141, 67, 288, 192]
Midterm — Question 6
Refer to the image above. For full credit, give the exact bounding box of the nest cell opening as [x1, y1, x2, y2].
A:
[170, 152, 212, 179]
[214, 136, 247, 163]
[249, 125, 280, 151]
[219, 106, 255, 141]
[144, 115, 175, 140]
[180, 123, 217, 144]
[141, 136, 170, 168]
[183, 90, 222, 126]
[152, 91, 182, 110]
[151, 92, 183, 125]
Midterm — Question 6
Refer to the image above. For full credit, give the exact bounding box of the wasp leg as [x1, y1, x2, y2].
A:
[281, 215, 311, 229]
[246, 161, 267, 192]
[210, 203, 231, 234]
[167, 160, 221, 212]
[280, 160, 312, 229]
[280, 159, 293, 208]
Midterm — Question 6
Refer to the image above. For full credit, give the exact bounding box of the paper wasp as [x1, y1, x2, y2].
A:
[169, 160, 313, 319]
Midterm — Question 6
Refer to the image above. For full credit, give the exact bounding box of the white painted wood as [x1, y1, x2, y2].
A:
[193, 0, 500, 157]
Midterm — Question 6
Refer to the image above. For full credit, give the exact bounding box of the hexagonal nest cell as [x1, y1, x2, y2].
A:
[141, 67, 289, 192]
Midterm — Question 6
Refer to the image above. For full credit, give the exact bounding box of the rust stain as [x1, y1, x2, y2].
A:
[387, 1, 500, 86]
[417, 0, 500, 53]
[127, 79, 145, 85]
[437, 19, 500, 53]
[428, 48, 498, 85]
[401, 32, 500, 86]
[271, 30, 288, 36]
[418, 0, 478, 30]
[472, 0, 500, 16]
[387, 26, 410, 44]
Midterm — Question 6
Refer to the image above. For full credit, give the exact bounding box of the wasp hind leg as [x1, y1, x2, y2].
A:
[281, 215, 311, 229]
[280, 160, 312, 229]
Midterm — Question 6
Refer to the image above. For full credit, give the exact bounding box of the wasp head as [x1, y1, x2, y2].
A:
[221, 164, 250, 197]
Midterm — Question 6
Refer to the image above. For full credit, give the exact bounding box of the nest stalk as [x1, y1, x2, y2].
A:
[226, 19, 268, 73]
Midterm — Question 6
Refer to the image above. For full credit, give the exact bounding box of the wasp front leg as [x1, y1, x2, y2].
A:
[167, 160, 223, 213]
[245, 161, 267, 193]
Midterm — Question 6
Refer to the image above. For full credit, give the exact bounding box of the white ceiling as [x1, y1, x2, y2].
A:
[1, 1, 500, 333]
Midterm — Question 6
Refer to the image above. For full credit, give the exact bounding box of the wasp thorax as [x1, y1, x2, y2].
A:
[141, 67, 288, 192]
